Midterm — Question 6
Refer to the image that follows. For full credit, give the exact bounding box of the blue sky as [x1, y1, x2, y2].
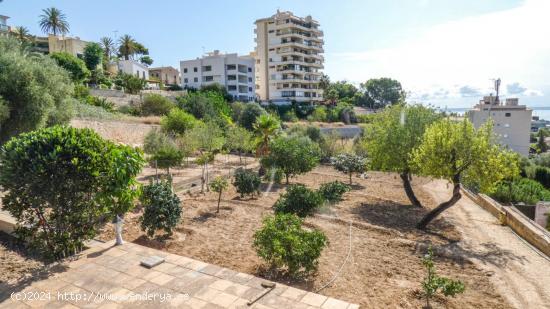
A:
[2, 0, 549, 108]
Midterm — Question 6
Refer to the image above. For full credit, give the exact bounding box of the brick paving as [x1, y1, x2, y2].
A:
[0, 240, 358, 308]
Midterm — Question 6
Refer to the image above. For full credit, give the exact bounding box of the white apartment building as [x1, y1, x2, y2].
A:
[254, 10, 324, 104]
[467, 95, 532, 156]
[180, 50, 256, 102]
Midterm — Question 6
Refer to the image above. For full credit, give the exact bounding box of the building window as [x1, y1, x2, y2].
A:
[227, 64, 236, 70]
[184, 78, 188, 83]
[202, 65, 212, 72]
[248, 87, 252, 92]
[193, 67, 198, 72]
[183, 68, 188, 73]
[194, 77, 198, 82]
[505, 112, 511, 117]
[248, 77, 252, 82]
[203, 76, 213, 82]
[248, 67, 252, 72]
[228, 85, 237, 91]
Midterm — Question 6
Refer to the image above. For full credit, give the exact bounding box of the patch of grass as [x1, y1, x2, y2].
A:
[73, 102, 121, 121]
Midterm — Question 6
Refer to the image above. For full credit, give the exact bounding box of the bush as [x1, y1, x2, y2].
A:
[177, 91, 231, 124]
[281, 110, 298, 122]
[238, 103, 266, 130]
[308, 106, 327, 122]
[233, 168, 261, 198]
[331, 153, 368, 185]
[253, 213, 327, 277]
[50, 51, 90, 82]
[422, 247, 465, 308]
[140, 181, 182, 238]
[318, 181, 350, 203]
[0, 37, 75, 143]
[143, 128, 172, 154]
[490, 178, 550, 205]
[150, 142, 184, 174]
[532, 153, 550, 168]
[160, 108, 197, 135]
[261, 135, 321, 184]
[141, 94, 175, 116]
[0, 126, 144, 259]
[534, 166, 550, 189]
[84, 96, 115, 112]
[114, 73, 146, 94]
[117, 105, 141, 116]
[274, 184, 323, 217]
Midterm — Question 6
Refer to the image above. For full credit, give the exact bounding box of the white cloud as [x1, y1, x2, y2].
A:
[325, 0, 550, 105]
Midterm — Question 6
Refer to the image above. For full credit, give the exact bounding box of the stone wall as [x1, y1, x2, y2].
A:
[461, 186, 550, 257]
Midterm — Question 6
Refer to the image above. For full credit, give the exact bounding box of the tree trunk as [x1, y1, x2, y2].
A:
[349, 172, 352, 185]
[217, 191, 222, 213]
[201, 164, 206, 193]
[417, 176, 461, 230]
[286, 174, 289, 185]
[114, 214, 124, 245]
[400, 171, 422, 207]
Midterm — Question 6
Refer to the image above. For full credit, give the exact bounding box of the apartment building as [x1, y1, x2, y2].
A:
[180, 50, 256, 102]
[0, 15, 10, 36]
[467, 95, 532, 156]
[254, 10, 324, 104]
[117, 59, 149, 80]
[149, 66, 181, 86]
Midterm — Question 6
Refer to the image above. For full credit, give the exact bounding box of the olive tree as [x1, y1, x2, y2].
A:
[412, 119, 519, 229]
[261, 135, 321, 184]
[361, 104, 440, 207]
[331, 153, 368, 185]
[0, 37, 74, 143]
[0, 126, 144, 259]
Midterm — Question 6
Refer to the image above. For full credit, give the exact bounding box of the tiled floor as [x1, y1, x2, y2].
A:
[0, 240, 358, 308]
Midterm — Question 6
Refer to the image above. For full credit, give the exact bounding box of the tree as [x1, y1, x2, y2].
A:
[118, 34, 137, 60]
[253, 213, 327, 277]
[140, 181, 182, 238]
[0, 37, 74, 143]
[177, 91, 231, 124]
[253, 113, 281, 157]
[273, 184, 324, 217]
[325, 81, 358, 103]
[83, 42, 104, 71]
[233, 168, 261, 198]
[140, 55, 153, 66]
[141, 94, 175, 116]
[331, 153, 368, 185]
[151, 142, 184, 175]
[50, 52, 90, 82]
[100, 37, 115, 62]
[160, 108, 197, 135]
[113, 72, 146, 94]
[12, 26, 31, 43]
[185, 122, 225, 192]
[210, 176, 229, 213]
[537, 129, 548, 153]
[412, 119, 519, 229]
[261, 135, 321, 184]
[238, 102, 266, 130]
[359, 78, 405, 109]
[225, 125, 254, 164]
[362, 104, 440, 207]
[39, 7, 69, 36]
[0, 126, 144, 259]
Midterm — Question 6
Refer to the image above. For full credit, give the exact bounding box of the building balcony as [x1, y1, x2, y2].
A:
[273, 41, 324, 52]
[275, 22, 323, 36]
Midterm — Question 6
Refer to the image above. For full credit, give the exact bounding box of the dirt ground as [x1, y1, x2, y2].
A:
[99, 166, 511, 308]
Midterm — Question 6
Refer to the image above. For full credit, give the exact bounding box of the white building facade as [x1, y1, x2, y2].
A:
[254, 10, 324, 104]
[117, 59, 149, 80]
[467, 96, 532, 156]
[180, 51, 256, 102]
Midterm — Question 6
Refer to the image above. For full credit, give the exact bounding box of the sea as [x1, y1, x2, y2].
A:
[441, 106, 550, 121]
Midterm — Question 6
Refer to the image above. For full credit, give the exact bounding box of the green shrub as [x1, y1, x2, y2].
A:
[233, 168, 261, 198]
[117, 105, 141, 116]
[318, 181, 350, 203]
[534, 166, 550, 189]
[141, 94, 175, 116]
[0, 126, 144, 259]
[140, 181, 182, 238]
[114, 73, 146, 94]
[84, 96, 115, 112]
[74, 84, 91, 99]
[308, 106, 327, 122]
[143, 128, 172, 154]
[531, 153, 550, 168]
[160, 108, 197, 135]
[282, 110, 298, 122]
[422, 247, 465, 308]
[151, 143, 184, 174]
[238, 103, 266, 130]
[50, 51, 90, 82]
[177, 91, 231, 124]
[490, 178, 550, 205]
[253, 213, 327, 277]
[331, 153, 368, 185]
[274, 184, 323, 217]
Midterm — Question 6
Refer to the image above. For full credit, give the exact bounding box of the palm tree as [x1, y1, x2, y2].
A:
[39, 7, 70, 36]
[100, 37, 115, 61]
[253, 114, 280, 157]
[12, 26, 31, 42]
[118, 34, 136, 60]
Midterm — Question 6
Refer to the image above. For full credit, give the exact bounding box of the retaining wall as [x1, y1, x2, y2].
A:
[461, 186, 550, 257]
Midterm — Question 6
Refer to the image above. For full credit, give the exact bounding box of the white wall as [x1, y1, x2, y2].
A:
[118, 60, 149, 80]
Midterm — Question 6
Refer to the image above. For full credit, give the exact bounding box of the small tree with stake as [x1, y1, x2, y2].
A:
[210, 176, 229, 213]
[412, 119, 519, 229]
[331, 153, 368, 185]
[422, 246, 465, 308]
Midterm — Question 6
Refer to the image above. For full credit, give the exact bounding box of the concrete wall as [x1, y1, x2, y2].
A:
[461, 186, 550, 257]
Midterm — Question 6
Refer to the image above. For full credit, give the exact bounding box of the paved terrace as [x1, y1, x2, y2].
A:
[0, 240, 358, 309]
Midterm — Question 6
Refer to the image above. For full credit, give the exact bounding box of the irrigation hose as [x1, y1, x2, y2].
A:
[315, 220, 353, 293]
